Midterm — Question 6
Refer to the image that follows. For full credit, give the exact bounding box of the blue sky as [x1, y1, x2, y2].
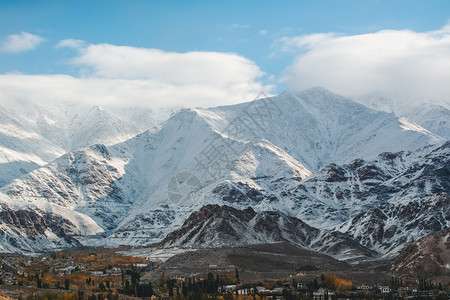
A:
[1, 0, 449, 108]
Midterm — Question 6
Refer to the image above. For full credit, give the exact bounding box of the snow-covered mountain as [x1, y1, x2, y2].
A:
[0, 108, 65, 187]
[403, 104, 450, 140]
[335, 141, 450, 257]
[0, 88, 446, 256]
[0, 100, 175, 188]
[157, 141, 449, 259]
[280, 140, 449, 257]
[355, 94, 450, 140]
[284, 141, 448, 225]
[198, 88, 443, 171]
[0, 123, 313, 251]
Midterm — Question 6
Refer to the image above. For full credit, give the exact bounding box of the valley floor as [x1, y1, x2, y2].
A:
[1, 245, 449, 300]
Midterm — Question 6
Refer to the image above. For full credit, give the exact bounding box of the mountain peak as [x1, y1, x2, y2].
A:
[299, 86, 334, 95]
[89, 105, 105, 113]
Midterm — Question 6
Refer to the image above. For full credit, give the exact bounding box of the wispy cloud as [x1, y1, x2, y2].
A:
[227, 24, 251, 29]
[278, 33, 336, 52]
[280, 24, 450, 104]
[56, 39, 87, 49]
[258, 29, 268, 36]
[0, 32, 45, 53]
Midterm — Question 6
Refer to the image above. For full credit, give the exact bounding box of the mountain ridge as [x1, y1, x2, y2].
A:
[0, 88, 447, 258]
[159, 204, 376, 261]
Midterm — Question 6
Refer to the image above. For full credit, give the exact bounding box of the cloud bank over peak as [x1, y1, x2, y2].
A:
[0, 42, 273, 109]
[71, 44, 265, 87]
[280, 24, 450, 106]
[2, 24, 450, 110]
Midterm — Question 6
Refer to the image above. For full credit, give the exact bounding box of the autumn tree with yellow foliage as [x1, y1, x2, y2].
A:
[322, 275, 353, 292]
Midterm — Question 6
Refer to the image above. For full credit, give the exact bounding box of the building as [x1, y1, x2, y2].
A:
[219, 285, 236, 293]
[356, 285, 371, 290]
[313, 288, 334, 300]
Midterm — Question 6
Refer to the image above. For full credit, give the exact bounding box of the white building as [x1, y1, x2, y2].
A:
[313, 288, 334, 300]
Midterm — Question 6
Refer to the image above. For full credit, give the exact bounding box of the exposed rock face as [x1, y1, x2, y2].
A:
[389, 227, 450, 275]
[0, 204, 81, 252]
[340, 194, 449, 256]
[332, 142, 450, 257]
[159, 204, 376, 260]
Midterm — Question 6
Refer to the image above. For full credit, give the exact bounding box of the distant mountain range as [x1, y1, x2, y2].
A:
[0, 101, 176, 187]
[0, 88, 448, 271]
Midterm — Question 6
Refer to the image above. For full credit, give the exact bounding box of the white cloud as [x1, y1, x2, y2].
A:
[0, 32, 45, 53]
[281, 24, 450, 104]
[228, 24, 251, 29]
[259, 29, 268, 36]
[71, 44, 265, 88]
[0, 43, 273, 109]
[0, 74, 270, 109]
[278, 33, 336, 52]
[56, 39, 87, 49]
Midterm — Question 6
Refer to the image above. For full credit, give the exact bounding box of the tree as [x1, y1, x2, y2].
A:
[131, 270, 140, 286]
[168, 280, 174, 297]
[322, 275, 352, 292]
[235, 268, 240, 284]
[283, 288, 293, 300]
[99, 282, 106, 292]
[135, 282, 154, 297]
[206, 273, 217, 294]
[313, 279, 319, 290]
[64, 278, 70, 290]
[36, 278, 42, 288]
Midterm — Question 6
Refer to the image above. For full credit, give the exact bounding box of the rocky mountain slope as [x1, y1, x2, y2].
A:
[335, 142, 450, 257]
[0, 88, 446, 256]
[157, 137, 449, 260]
[275, 140, 449, 257]
[159, 204, 376, 260]
[389, 227, 450, 275]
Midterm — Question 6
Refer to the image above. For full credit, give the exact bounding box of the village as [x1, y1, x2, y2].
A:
[0, 248, 449, 300]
